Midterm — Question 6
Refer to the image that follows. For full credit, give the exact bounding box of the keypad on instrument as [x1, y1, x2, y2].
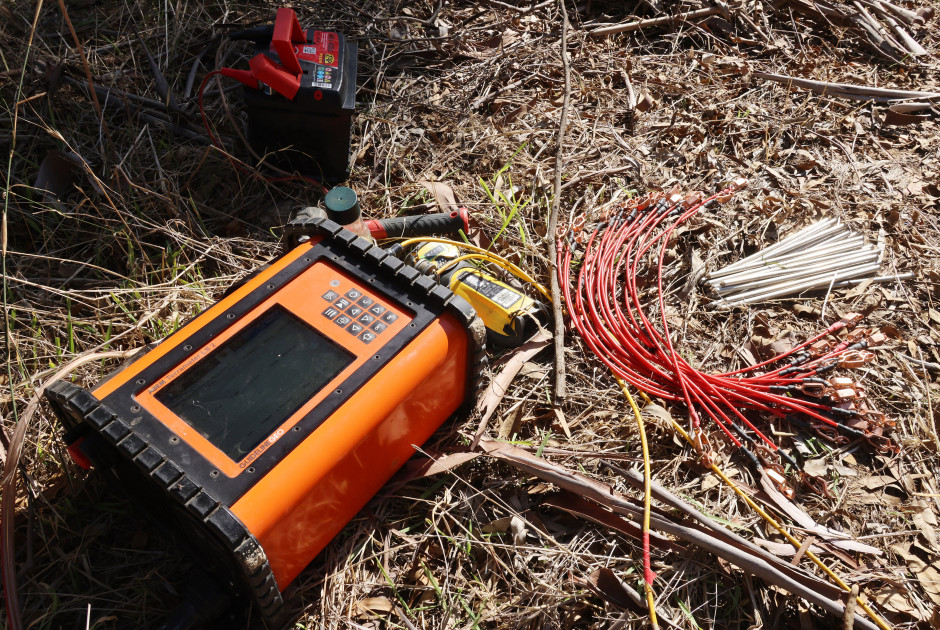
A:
[322, 283, 399, 341]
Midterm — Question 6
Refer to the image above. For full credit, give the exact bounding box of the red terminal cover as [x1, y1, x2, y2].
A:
[67, 438, 92, 469]
[272, 7, 305, 76]
[248, 53, 301, 100]
[239, 7, 306, 100]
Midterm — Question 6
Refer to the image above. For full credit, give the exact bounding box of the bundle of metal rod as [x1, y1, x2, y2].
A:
[556, 180, 895, 495]
[705, 219, 883, 307]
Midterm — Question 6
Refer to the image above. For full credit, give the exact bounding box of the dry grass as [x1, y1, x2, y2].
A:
[2, 0, 940, 628]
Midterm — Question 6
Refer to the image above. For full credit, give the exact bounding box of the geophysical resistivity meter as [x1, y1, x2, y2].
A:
[46, 218, 485, 628]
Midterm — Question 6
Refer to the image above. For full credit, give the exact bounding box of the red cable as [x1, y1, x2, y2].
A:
[557, 182, 877, 477]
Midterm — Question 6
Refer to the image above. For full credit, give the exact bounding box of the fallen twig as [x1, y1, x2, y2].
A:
[589, 2, 731, 37]
[56, 0, 113, 157]
[753, 70, 940, 104]
[547, 0, 571, 403]
[477, 439, 882, 630]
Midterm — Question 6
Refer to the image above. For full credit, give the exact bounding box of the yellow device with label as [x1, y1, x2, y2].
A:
[410, 242, 548, 347]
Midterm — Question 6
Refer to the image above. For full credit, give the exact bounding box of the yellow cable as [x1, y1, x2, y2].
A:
[614, 376, 659, 629]
[435, 253, 503, 277]
[399, 237, 552, 301]
[652, 402, 891, 630]
[435, 252, 551, 299]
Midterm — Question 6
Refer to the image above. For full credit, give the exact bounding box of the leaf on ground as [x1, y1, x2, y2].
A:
[357, 596, 394, 616]
[472, 330, 551, 447]
[832, 464, 857, 478]
[891, 542, 940, 608]
[35, 150, 82, 201]
[498, 404, 526, 439]
[418, 179, 459, 213]
[850, 475, 906, 507]
[482, 516, 513, 534]
[387, 450, 480, 490]
[581, 568, 645, 613]
[871, 584, 918, 618]
[552, 407, 571, 439]
[414, 451, 480, 479]
[911, 500, 939, 548]
[804, 457, 828, 477]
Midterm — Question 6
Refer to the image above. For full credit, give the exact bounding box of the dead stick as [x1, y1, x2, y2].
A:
[879, 0, 924, 25]
[852, 1, 907, 58]
[843, 584, 860, 630]
[868, 1, 928, 55]
[752, 71, 940, 101]
[56, 0, 113, 157]
[478, 442, 881, 630]
[589, 2, 731, 37]
[547, 0, 571, 403]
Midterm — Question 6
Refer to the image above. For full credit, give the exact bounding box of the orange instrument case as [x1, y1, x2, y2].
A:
[45, 218, 485, 626]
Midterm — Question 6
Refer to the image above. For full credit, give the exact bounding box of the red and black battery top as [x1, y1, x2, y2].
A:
[234, 8, 357, 184]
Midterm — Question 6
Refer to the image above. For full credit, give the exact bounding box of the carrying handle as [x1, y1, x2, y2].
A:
[365, 208, 470, 239]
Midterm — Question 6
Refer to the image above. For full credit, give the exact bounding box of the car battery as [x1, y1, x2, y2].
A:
[240, 8, 357, 184]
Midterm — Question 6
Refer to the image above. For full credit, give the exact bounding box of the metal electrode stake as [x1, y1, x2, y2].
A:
[707, 239, 873, 287]
[705, 217, 889, 305]
[832, 273, 914, 288]
[712, 249, 878, 289]
[712, 219, 839, 276]
[719, 226, 855, 273]
[718, 263, 882, 306]
[713, 248, 880, 290]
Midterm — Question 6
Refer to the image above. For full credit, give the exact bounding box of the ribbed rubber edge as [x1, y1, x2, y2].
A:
[283, 216, 487, 409]
[44, 381, 288, 629]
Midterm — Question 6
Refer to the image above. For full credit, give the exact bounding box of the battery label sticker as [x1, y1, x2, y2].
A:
[293, 31, 340, 68]
[459, 273, 521, 310]
[314, 31, 339, 67]
[309, 65, 335, 89]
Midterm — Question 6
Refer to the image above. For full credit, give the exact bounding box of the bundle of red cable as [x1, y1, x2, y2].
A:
[557, 178, 894, 494]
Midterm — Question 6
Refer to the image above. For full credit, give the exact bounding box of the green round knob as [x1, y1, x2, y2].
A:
[324, 187, 360, 224]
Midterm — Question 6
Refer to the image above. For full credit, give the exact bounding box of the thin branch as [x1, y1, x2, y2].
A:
[56, 0, 113, 158]
[547, 0, 571, 404]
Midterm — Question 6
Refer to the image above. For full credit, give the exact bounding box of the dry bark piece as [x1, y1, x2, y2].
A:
[884, 105, 930, 126]
[477, 439, 883, 630]
[588, 2, 732, 37]
[753, 70, 940, 104]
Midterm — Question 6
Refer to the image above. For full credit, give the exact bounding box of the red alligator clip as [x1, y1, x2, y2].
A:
[247, 8, 307, 100]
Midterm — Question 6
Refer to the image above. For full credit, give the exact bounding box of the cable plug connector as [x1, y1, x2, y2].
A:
[837, 351, 874, 369]
[219, 67, 259, 89]
[838, 311, 864, 328]
[681, 192, 704, 209]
